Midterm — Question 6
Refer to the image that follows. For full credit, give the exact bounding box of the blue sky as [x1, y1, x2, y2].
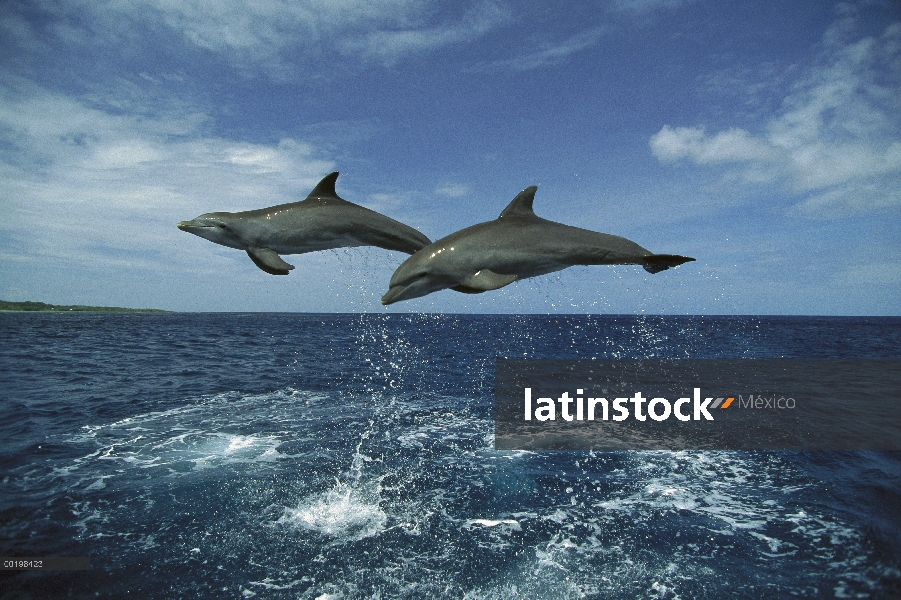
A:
[1, 0, 899, 314]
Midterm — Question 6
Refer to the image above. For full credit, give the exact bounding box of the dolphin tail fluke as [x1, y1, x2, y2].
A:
[247, 247, 295, 275]
[642, 254, 695, 274]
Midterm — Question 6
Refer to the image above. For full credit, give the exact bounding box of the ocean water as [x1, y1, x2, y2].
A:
[1, 313, 900, 599]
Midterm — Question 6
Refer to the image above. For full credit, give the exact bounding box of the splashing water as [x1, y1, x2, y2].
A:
[280, 428, 387, 541]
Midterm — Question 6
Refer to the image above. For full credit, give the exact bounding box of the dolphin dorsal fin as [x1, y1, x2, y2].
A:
[304, 172, 343, 202]
[498, 186, 538, 219]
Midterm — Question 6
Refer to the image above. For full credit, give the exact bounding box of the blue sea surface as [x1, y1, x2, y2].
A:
[1, 313, 900, 599]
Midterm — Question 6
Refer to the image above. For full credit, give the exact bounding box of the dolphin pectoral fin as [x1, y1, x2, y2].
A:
[457, 270, 518, 292]
[642, 254, 695, 274]
[452, 285, 485, 294]
[246, 247, 295, 275]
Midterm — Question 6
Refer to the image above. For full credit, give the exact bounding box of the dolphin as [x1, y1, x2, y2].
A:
[177, 172, 431, 275]
[381, 185, 694, 305]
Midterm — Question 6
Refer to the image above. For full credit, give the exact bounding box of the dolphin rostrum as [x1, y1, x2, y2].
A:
[381, 185, 694, 305]
[177, 172, 431, 275]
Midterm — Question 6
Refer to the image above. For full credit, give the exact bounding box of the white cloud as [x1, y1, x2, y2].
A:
[650, 125, 777, 164]
[0, 81, 335, 273]
[91, 140, 167, 170]
[650, 14, 901, 216]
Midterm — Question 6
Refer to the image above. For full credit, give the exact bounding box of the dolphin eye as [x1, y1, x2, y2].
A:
[218, 224, 228, 229]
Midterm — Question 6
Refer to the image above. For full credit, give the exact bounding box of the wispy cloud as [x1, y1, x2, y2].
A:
[345, 2, 512, 66]
[433, 183, 470, 198]
[470, 26, 606, 72]
[467, 0, 689, 74]
[611, 0, 692, 16]
[143, 0, 445, 69]
[4, 0, 511, 76]
[650, 14, 901, 217]
[834, 261, 901, 286]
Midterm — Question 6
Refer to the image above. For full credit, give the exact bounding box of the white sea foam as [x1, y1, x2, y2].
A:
[280, 480, 387, 540]
[466, 518, 520, 529]
[279, 429, 387, 541]
[58, 389, 328, 488]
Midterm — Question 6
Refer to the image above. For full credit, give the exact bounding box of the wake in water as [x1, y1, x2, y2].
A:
[2, 313, 900, 598]
[12, 387, 888, 598]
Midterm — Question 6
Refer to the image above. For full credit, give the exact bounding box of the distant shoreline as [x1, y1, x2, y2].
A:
[0, 300, 169, 313]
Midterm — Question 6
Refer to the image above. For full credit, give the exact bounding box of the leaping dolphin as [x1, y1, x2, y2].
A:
[381, 185, 694, 305]
[177, 172, 431, 275]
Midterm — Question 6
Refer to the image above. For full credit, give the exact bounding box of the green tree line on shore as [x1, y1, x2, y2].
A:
[0, 300, 167, 313]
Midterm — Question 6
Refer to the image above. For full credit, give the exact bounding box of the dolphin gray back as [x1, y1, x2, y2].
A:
[498, 185, 694, 272]
[302, 172, 431, 254]
[236, 172, 349, 219]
